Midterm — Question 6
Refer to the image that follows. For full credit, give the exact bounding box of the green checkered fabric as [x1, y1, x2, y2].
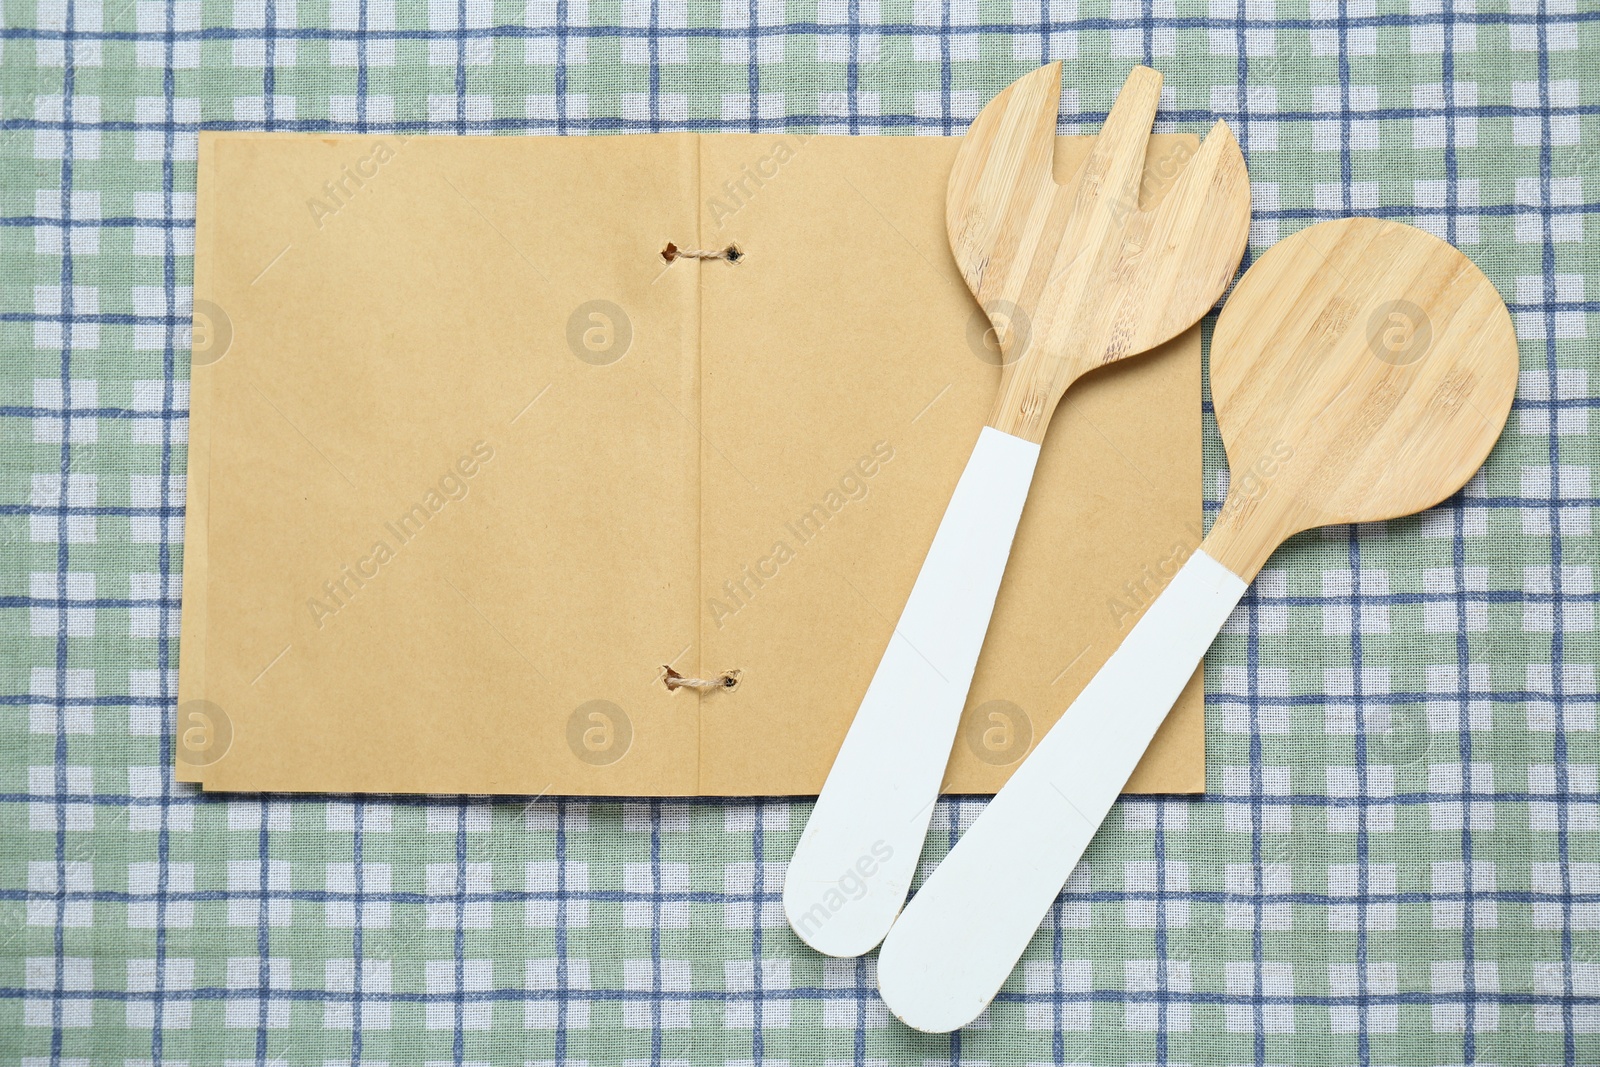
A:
[1, 3, 1596, 1065]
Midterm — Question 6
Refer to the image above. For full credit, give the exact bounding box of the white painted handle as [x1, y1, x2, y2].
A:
[784, 426, 1041, 958]
[876, 549, 1249, 1032]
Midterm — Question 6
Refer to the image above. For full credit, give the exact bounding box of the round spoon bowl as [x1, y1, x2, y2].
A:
[1203, 217, 1519, 580]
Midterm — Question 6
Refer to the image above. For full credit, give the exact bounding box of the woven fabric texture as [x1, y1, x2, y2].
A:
[1, 2, 1596, 1065]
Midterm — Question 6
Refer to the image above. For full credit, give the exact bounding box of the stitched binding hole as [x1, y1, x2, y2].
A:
[661, 242, 743, 264]
[662, 666, 742, 692]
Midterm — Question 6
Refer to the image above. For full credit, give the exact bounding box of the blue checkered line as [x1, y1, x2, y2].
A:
[1, 3, 1597, 1067]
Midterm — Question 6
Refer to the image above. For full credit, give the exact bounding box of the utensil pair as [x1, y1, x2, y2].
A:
[788, 64, 1519, 1034]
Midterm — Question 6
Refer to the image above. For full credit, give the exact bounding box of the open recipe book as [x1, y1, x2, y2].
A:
[179, 129, 1208, 795]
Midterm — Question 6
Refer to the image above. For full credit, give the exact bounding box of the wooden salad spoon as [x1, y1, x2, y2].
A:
[876, 216, 1520, 1031]
[785, 63, 1250, 958]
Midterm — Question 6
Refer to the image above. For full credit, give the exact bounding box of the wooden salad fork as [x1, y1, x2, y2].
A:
[784, 63, 1251, 958]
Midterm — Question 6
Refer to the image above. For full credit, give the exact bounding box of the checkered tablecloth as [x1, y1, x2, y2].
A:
[1, 2, 1596, 1065]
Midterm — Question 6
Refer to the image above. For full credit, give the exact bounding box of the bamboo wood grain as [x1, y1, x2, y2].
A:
[1200, 217, 1520, 580]
[948, 63, 1251, 443]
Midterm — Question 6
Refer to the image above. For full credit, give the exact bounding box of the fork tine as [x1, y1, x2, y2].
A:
[1074, 66, 1163, 219]
[946, 62, 1063, 269]
[1125, 118, 1251, 352]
